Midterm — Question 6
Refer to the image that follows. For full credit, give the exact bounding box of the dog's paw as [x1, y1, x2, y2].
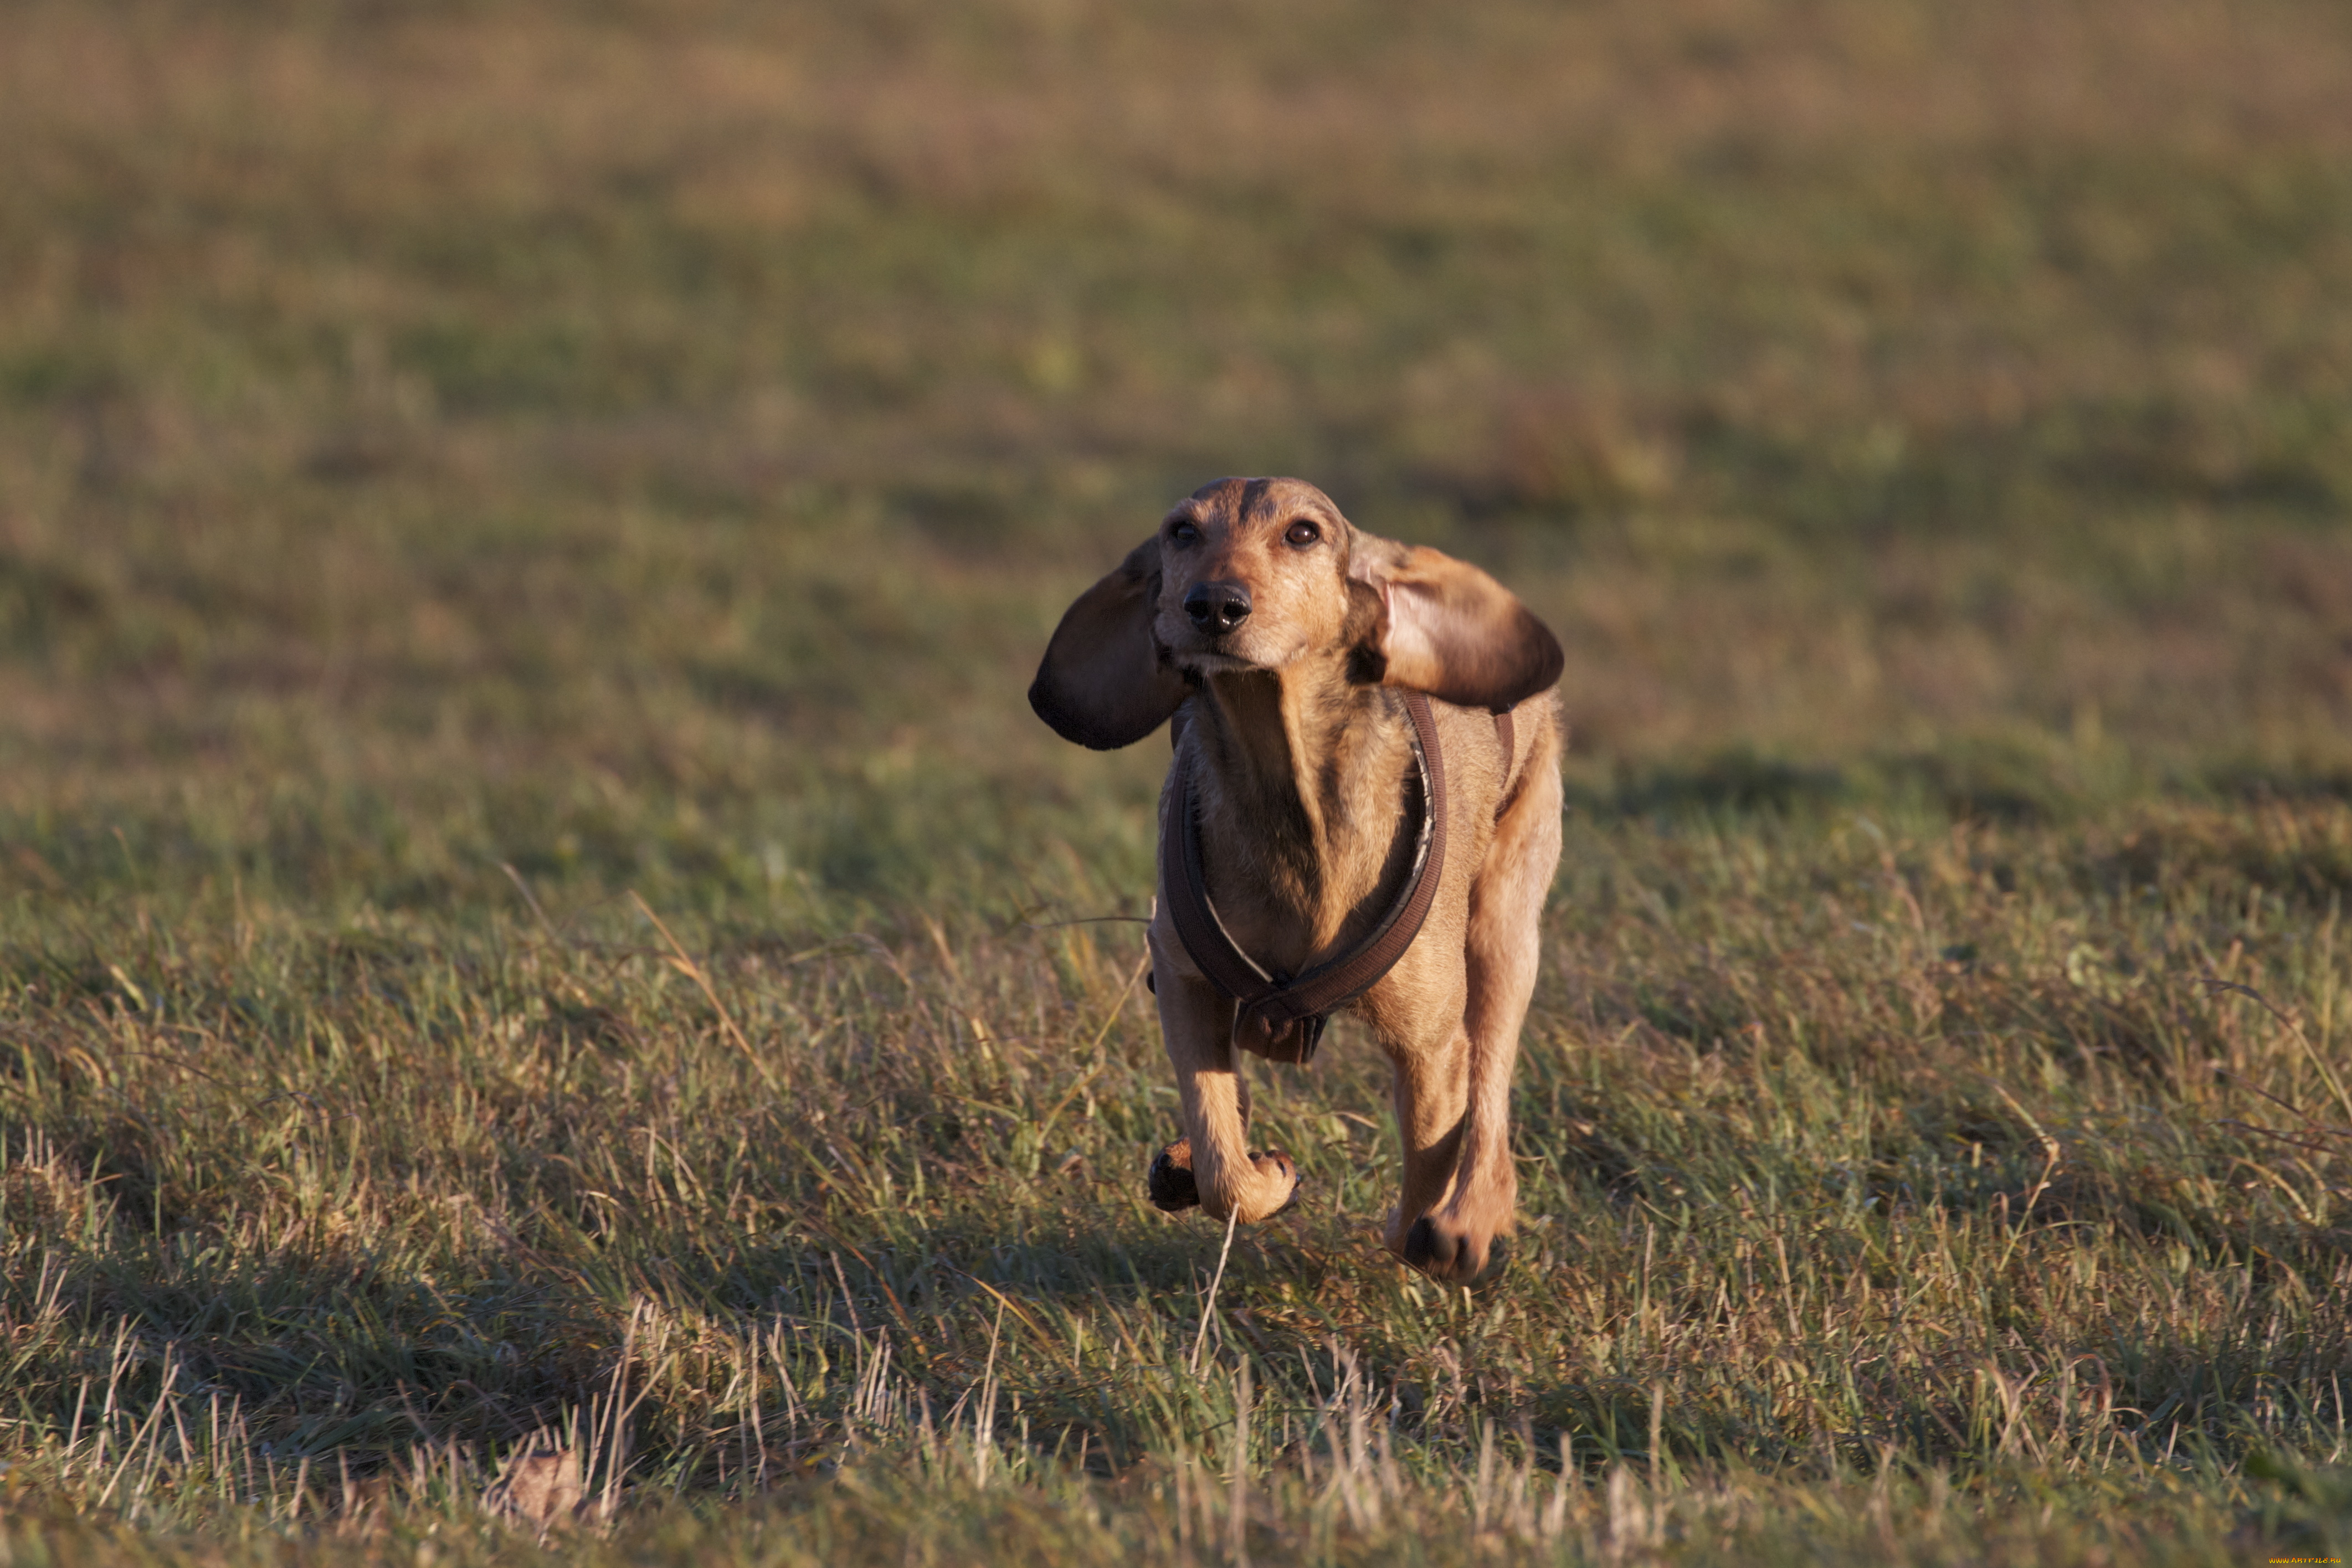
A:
[1148, 1137, 1200, 1212]
[1400, 1217, 1511, 1285]
[1150, 1139, 1302, 1220]
[1247, 1148, 1304, 1217]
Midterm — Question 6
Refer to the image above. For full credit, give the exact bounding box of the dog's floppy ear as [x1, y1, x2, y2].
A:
[1029, 537, 1189, 749]
[1347, 536, 1563, 712]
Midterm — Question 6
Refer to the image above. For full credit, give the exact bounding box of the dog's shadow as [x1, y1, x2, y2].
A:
[726, 1193, 1384, 1327]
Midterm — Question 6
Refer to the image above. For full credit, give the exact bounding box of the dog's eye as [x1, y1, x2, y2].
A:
[1284, 520, 1322, 548]
[1168, 520, 1200, 546]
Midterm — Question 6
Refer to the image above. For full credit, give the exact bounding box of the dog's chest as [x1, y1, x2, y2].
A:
[1190, 782, 1418, 978]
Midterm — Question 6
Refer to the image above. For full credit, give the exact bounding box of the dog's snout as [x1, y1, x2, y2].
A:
[1184, 580, 1252, 634]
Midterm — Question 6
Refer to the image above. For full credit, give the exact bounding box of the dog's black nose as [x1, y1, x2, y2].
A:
[1184, 581, 1252, 633]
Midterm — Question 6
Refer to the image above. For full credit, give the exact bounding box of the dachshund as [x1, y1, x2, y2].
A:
[1030, 477, 1563, 1282]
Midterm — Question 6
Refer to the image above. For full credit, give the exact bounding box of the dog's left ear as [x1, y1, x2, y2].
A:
[1347, 536, 1564, 712]
[1029, 536, 1190, 749]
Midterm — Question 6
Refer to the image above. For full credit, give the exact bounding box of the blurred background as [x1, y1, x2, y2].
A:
[3, 0, 2348, 920]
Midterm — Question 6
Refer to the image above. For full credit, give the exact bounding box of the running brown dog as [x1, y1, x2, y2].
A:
[1029, 477, 1564, 1282]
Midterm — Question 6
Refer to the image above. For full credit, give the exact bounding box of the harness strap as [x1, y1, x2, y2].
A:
[1165, 691, 1518, 1063]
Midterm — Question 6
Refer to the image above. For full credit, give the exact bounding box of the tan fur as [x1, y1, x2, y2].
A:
[1031, 477, 1564, 1282]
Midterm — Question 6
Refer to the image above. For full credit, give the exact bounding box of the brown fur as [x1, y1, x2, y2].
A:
[1030, 477, 1564, 1282]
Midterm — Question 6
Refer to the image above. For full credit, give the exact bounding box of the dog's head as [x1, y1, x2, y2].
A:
[1029, 477, 1563, 749]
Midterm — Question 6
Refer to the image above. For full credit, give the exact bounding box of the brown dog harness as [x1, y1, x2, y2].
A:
[1159, 694, 1516, 1064]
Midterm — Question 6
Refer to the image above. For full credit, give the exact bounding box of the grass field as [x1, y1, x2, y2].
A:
[4, 0, 2352, 1561]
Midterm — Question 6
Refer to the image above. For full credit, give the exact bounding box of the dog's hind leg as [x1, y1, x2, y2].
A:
[1402, 734, 1563, 1282]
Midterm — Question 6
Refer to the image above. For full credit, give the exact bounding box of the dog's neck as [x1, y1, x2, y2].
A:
[1181, 657, 1421, 969]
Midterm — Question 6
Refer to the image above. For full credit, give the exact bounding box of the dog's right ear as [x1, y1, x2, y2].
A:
[1029, 537, 1189, 749]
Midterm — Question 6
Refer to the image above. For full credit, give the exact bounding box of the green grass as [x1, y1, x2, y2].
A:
[3, 0, 2352, 1561]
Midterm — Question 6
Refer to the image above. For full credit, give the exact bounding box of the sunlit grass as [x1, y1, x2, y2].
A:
[3, 0, 2351, 1561]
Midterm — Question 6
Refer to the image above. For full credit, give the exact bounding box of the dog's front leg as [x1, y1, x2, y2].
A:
[1396, 1020, 1514, 1283]
[1383, 1022, 1471, 1259]
[1149, 929, 1300, 1223]
[1399, 742, 1562, 1282]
